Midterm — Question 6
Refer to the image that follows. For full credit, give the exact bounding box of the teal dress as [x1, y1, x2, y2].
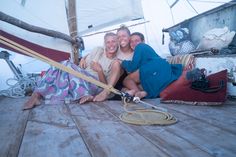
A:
[122, 43, 182, 98]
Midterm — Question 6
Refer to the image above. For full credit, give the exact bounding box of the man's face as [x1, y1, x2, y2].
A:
[105, 35, 118, 54]
[130, 35, 142, 50]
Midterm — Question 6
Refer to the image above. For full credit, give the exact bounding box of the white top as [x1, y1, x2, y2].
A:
[116, 48, 133, 61]
[85, 47, 116, 79]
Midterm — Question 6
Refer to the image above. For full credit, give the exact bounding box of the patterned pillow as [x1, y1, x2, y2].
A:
[169, 40, 195, 56]
[167, 54, 195, 70]
[160, 70, 227, 105]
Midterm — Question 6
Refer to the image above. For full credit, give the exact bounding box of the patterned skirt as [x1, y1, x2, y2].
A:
[35, 60, 102, 104]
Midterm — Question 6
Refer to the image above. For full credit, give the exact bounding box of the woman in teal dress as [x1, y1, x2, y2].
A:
[122, 32, 183, 98]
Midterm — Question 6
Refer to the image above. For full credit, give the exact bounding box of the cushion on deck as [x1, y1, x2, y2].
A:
[167, 54, 195, 70]
[160, 70, 227, 105]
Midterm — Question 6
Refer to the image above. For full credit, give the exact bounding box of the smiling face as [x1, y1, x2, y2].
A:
[117, 29, 130, 48]
[104, 33, 119, 57]
[130, 35, 143, 50]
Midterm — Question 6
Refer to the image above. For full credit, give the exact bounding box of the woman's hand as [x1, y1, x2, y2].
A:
[79, 58, 87, 69]
[91, 61, 107, 84]
[90, 61, 103, 73]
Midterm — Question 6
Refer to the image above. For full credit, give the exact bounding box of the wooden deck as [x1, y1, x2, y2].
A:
[0, 96, 236, 157]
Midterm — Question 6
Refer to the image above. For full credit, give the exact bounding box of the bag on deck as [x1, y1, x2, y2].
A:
[190, 70, 225, 93]
[160, 69, 228, 105]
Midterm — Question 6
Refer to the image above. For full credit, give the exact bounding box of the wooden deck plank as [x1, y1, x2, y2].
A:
[151, 101, 236, 157]
[18, 121, 91, 157]
[1, 96, 236, 157]
[0, 97, 29, 157]
[166, 114, 236, 156]
[101, 101, 212, 157]
[28, 103, 75, 127]
[148, 99, 236, 134]
[100, 100, 236, 156]
[68, 102, 118, 121]
[68, 102, 169, 157]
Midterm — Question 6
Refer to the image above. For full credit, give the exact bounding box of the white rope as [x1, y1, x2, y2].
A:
[120, 97, 177, 125]
[0, 76, 37, 98]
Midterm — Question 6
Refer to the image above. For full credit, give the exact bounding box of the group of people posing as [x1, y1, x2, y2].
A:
[23, 26, 183, 110]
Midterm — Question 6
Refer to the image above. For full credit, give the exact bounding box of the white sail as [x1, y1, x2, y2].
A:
[1, 0, 71, 52]
[73, 0, 144, 35]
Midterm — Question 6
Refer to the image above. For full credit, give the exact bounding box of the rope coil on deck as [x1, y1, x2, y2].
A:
[119, 96, 177, 125]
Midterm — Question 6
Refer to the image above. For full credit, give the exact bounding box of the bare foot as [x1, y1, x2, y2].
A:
[23, 92, 41, 110]
[93, 90, 110, 102]
[79, 95, 94, 104]
[126, 89, 136, 97]
[135, 91, 147, 99]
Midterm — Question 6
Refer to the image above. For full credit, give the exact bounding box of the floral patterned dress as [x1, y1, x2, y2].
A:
[35, 47, 115, 104]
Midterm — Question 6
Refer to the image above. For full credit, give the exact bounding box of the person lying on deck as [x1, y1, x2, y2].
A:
[121, 32, 183, 99]
[23, 32, 121, 110]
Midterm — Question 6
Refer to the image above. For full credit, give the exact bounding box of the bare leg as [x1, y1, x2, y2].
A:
[23, 92, 41, 110]
[93, 60, 121, 102]
[93, 90, 110, 102]
[123, 70, 141, 93]
[107, 60, 122, 86]
[123, 70, 147, 99]
[79, 95, 94, 104]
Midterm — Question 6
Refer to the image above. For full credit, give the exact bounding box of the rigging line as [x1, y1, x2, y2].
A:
[165, 0, 175, 25]
[0, 35, 162, 111]
[0, 35, 121, 96]
[185, 0, 199, 14]
[170, 0, 180, 8]
[0, 36, 163, 111]
[143, 18, 149, 44]
[20, 58, 38, 65]
[80, 21, 150, 38]
[189, 0, 235, 4]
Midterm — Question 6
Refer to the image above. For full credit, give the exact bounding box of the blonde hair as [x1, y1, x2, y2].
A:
[116, 25, 131, 35]
[104, 32, 117, 40]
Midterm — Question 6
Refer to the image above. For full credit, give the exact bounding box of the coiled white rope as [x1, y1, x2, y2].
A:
[119, 97, 177, 125]
[0, 76, 36, 98]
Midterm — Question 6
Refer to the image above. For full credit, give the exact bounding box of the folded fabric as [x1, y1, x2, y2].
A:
[160, 70, 227, 105]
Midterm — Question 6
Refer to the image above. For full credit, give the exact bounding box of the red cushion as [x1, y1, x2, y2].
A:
[160, 70, 227, 103]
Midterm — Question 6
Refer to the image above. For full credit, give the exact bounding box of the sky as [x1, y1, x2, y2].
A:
[0, 0, 232, 90]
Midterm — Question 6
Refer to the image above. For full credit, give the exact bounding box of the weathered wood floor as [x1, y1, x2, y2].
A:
[0, 96, 236, 157]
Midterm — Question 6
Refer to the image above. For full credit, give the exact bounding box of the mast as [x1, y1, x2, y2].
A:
[66, 0, 79, 65]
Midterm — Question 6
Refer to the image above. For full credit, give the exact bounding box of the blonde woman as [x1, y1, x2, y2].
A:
[23, 32, 120, 109]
